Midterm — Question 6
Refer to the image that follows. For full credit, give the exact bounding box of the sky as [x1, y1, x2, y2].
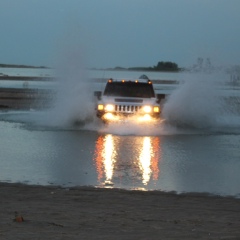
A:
[0, 0, 240, 69]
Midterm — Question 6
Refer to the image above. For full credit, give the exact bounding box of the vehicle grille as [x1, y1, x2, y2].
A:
[115, 105, 142, 113]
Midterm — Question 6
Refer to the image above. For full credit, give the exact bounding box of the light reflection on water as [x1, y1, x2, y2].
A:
[94, 135, 162, 187]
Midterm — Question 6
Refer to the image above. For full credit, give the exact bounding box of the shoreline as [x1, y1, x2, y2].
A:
[0, 88, 53, 109]
[1, 182, 240, 239]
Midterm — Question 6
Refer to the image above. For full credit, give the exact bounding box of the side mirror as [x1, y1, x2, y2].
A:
[94, 91, 102, 100]
[156, 94, 165, 104]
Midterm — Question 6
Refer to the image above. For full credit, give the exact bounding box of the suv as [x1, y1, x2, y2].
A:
[95, 75, 165, 123]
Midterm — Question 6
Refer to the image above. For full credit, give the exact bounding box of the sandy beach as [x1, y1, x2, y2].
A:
[0, 182, 239, 239]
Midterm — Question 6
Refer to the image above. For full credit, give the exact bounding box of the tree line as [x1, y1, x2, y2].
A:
[112, 61, 180, 72]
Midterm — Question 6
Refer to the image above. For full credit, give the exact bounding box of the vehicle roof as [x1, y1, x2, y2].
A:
[104, 79, 155, 98]
[107, 74, 151, 83]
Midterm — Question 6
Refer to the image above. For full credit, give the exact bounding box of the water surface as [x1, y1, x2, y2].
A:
[0, 112, 239, 197]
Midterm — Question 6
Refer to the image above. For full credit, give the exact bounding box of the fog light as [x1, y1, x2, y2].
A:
[138, 114, 152, 122]
[98, 104, 104, 110]
[103, 113, 114, 120]
[153, 106, 160, 113]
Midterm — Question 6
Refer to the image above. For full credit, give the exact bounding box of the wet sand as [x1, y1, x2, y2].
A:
[0, 182, 239, 239]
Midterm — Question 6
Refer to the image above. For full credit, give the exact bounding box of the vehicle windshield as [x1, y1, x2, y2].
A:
[103, 82, 155, 98]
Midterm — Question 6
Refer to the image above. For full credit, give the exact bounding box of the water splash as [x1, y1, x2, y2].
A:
[39, 29, 96, 128]
[98, 118, 191, 136]
[49, 59, 94, 126]
[1, 68, 239, 135]
[162, 72, 240, 129]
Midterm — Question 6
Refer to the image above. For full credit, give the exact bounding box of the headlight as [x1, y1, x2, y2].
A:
[142, 105, 152, 113]
[105, 104, 115, 112]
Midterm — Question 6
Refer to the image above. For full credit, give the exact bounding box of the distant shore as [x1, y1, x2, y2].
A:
[0, 76, 53, 81]
[0, 182, 239, 239]
[0, 63, 49, 69]
[0, 63, 181, 72]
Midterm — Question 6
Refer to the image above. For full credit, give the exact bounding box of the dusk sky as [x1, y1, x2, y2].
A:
[0, 0, 239, 69]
